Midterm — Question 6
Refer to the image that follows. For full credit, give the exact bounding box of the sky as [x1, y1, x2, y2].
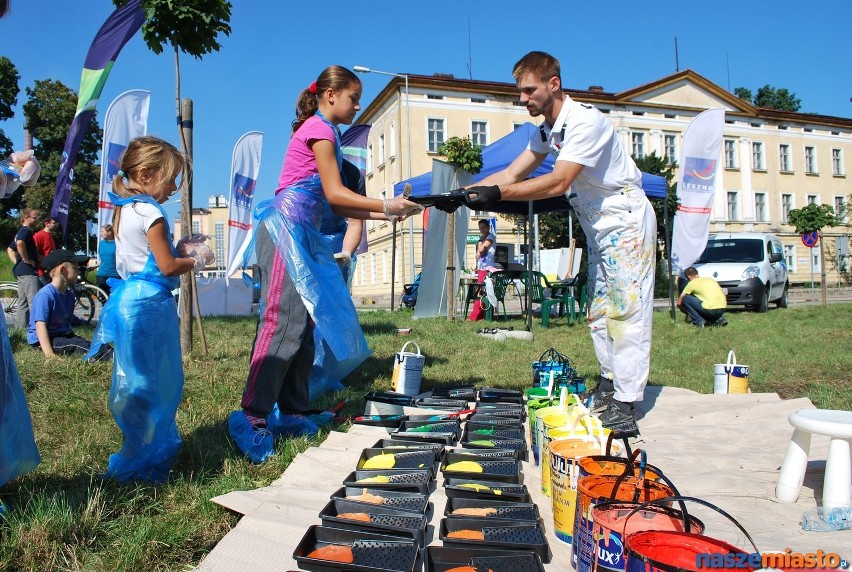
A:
[2, 0, 851, 224]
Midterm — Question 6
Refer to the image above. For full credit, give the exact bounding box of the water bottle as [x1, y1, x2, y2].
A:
[800, 506, 852, 531]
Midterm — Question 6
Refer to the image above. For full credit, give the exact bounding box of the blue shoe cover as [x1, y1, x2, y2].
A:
[228, 410, 273, 463]
[267, 405, 320, 439]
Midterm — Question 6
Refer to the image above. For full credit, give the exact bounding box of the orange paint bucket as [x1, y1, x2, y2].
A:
[573, 474, 674, 572]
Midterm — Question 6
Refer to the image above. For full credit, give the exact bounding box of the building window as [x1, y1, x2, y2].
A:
[752, 142, 765, 170]
[779, 144, 791, 172]
[367, 143, 373, 173]
[192, 220, 201, 235]
[664, 134, 677, 165]
[370, 253, 376, 285]
[804, 146, 817, 174]
[631, 132, 645, 159]
[378, 134, 385, 165]
[382, 250, 388, 283]
[428, 118, 445, 153]
[724, 139, 737, 169]
[214, 221, 224, 270]
[727, 191, 739, 220]
[836, 196, 848, 223]
[389, 123, 396, 157]
[832, 148, 844, 176]
[807, 195, 818, 206]
[812, 249, 821, 271]
[359, 256, 366, 285]
[754, 192, 767, 222]
[471, 121, 488, 147]
[784, 244, 796, 273]
[781, 193, 793, 223]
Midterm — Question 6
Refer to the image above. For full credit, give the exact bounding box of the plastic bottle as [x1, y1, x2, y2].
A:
[800, 506, 852, 531]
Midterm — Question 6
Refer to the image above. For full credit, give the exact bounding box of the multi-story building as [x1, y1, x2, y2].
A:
[351, 69, 851, 305]
[173, 194, 230, 275]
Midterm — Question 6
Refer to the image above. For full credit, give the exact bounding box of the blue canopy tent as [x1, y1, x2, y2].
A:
[392, 122, 671, 326]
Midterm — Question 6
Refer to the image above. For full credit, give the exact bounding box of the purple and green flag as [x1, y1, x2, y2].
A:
[51, 0, 145, 237]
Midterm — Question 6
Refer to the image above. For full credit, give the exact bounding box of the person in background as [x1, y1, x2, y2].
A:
[8, 208, 42, 329]
[229, 65, 421, 464]
[467, 219, 496, 321]
[95, 224, 121, 295]
[33, 217, 58, 285]
[458, 51, 656, 437]
[27, 249, 113, 360]
[677, 266, 728, 328]
[86, 135, 210, 482]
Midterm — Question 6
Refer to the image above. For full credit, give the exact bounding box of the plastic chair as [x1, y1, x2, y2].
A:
[521, 271, 577, 327]
[462, 279, 482, 319]
[484, 271, 510, 322]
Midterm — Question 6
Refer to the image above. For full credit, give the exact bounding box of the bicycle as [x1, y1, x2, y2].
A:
[0, 269, 109, 326]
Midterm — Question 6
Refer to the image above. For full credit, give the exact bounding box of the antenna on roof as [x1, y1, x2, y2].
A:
[726, 52, 731, 91]
[467, 18, 473, 79]
[674, 36, 680, 72]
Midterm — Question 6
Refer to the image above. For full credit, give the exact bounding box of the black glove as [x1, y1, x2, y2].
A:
[432, 189, 466, 213]
[463, 185, 501, 210]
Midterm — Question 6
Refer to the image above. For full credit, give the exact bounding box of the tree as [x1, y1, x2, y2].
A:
[0, 56, 19, 156]
[438, 136, 483, 175]
[754, 85, 801, 111]
[787, 203, 838, 234]
[22, 80, 102, 252]
[733, 87, 752, 104]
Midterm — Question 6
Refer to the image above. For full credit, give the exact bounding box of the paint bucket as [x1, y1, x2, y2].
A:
[391, 341, 425, 395]
[548, 429, 620, 545]
[533, 389, 586, 473]
[541, 412, 605, 497]
[573, 473, 674, 572]
[623, 496, 760, 572]
[713, 350, 749, 394]
[578, 443, 663, 482]
[590, 501, 704, 572]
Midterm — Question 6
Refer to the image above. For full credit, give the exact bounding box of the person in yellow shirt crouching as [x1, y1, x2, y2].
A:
[677, 266, 728, 328]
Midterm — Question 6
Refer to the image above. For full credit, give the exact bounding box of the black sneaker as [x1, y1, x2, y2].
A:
[600, 400, 640, 437]
[583, 376, 614, 414]
[712, 317, 728, 327]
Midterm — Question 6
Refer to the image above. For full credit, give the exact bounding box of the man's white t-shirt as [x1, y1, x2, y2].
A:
[528, 95, 642, 196]
[115, 201, 163, 278]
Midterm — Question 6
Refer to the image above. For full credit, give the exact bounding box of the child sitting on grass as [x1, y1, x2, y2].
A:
[27, 249, 113, 361]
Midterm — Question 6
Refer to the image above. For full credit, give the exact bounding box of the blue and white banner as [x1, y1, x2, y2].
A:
[225, 131, 263, 277]
[97, 89, 150, 251]
[671, 108, 725, 274]
[340, 124, 371, 255]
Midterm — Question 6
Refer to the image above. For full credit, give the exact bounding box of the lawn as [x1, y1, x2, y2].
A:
[1, 303, 850, 571]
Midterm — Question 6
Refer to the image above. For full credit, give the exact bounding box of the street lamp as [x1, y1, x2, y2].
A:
[354, 65, 414, 310]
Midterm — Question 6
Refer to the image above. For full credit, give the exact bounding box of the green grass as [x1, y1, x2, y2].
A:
[1, 304, 850, 570]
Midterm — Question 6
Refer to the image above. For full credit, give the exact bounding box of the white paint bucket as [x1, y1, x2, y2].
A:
[713, 350, 749, 394]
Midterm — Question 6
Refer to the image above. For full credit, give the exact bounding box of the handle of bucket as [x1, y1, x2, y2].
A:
[610, 449, 648, 502]
[604, 431, 633, 459]
[724, 350, 737, 373]
[622, 496, 760, 554]
[399, 341, 421, 356]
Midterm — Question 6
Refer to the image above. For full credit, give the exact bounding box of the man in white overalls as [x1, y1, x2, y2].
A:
[463, 51, 657, 436]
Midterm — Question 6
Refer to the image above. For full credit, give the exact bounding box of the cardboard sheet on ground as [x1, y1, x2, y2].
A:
[198, 387, 850, 571]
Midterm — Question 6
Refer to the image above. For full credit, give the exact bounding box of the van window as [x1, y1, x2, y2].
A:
[697, 239, 764, 263]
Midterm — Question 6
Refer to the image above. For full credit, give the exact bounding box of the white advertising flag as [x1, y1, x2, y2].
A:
[671, 108, 725, 274]
[225, 131, 263, 278]
[97, 89, 150, 250]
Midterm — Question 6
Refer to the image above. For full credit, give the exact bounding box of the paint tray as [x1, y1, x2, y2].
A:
[344, 468, 434, 495]
[319, 499, 428, 546]
[461, 434, 527, 461]
[405, 413, 460, 423]
[463, 424, 526, 443]
[357, 448, 436, 476]
[439, 517, 551, 563]
[402, 419, 461, 434]
[293, 525, 418, 572]
[370, 439, 445, 461]
[445, 497, 541, 523]
[416, 397, 469, 409]
[477, 387, 523, 403]
[351, 415, 407, 428]
[390, 430, 456, 446]
[446, 446, 521, 461]
[441, 452, 522, 483]
[425, 546, 545, 572]
[330, 486, 431, 515]
[466, 414, 524, 427]
[475, 404, 526, 419]
[363, 391, 418, 407]
[443, 477, 530, 502]
[430, 385, 477, 400]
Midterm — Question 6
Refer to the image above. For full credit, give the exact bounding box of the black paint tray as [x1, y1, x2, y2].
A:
[293, 525, 418, 572]
[370, 439, 445, 461]
[463, 424, 526, 443]
[430, 385, 477, 400]
[439, 517, 551, 563]
[391, 430, 456, 446]
[443, 477, 530, 502]
[466, 414, 524, 427]
[461, 434, 528, 461]
[319, 498, 428, 546]
[478, 387, 523, 403]
[416, 397, 469, 408]
[475, 403, 526, 417]
[426, 546, 545, 572]
[330, 486, 431, 515]
[401, 419, 461, 436]
[357, 448, 436, 475]
[351, 414, 407, 428]
[446, 446, 521, 461]
[363, 391, 417, 407]
[440, 452, 522, 483]
[445, 497, 541, 523]
[343, 468, 434, 495]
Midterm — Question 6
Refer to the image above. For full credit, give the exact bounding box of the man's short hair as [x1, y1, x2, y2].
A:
[684, 266, 698, 278]
[513, 51, 561, 84]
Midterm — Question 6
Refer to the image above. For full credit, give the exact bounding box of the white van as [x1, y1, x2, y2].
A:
[692, 232, 789, 312]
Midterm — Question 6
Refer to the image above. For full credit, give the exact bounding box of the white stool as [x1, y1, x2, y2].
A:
[775, 409, 852, 508]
